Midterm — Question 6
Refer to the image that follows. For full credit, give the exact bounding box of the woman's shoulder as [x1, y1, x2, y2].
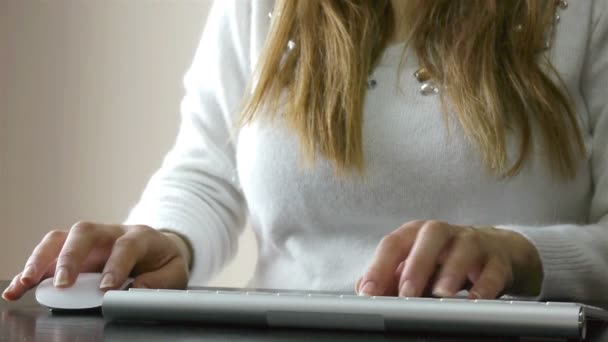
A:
[200, 0, 274, 75]
[570, 0, 606, 32]
[551, 0, 603, 65]
[211, 0, 275, 27]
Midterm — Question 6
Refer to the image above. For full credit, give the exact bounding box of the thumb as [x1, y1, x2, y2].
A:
[131, 258, 188, 290]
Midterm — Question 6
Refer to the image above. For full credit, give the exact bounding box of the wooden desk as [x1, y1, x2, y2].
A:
[1, 281, 605, 341]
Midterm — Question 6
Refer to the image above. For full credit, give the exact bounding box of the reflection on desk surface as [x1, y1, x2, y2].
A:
[105, 322, 523, 342]
[2, 307, 520, 342]
[0, 309, 529, 342]
[1, 308, 104, 342]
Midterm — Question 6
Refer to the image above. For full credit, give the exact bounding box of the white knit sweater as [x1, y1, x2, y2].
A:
[126, 0, 608, 302]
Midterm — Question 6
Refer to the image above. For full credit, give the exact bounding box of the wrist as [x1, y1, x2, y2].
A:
[161, 231, 193, 271]
[503, 230, 543, 296]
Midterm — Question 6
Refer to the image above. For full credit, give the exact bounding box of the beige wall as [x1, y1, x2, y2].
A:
[0, 0, 257, 287]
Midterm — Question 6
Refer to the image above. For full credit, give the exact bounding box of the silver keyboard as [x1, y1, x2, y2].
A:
[102, 288, 608, 340]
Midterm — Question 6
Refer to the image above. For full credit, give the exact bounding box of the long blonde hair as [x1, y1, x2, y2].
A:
[240, 0, 585, 179]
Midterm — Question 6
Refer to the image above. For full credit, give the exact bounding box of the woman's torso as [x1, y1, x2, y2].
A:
[235, 0, 594, 291]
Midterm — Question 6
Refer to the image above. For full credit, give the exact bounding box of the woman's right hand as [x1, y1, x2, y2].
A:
[2, 222, 191, 301]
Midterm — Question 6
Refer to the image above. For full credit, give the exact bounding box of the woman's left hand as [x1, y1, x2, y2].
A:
[355, 220, 543, 299]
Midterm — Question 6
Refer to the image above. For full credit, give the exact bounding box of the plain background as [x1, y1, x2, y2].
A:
[0, 0, 257, 286]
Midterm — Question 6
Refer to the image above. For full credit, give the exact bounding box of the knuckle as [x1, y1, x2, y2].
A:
[114, 235, 139, 250]
[378, 234, 402, 251]
[128, 224, 153, 235]
[56, 250, 80, 267]
[114, 235, 134, 246]
[58, 250, 79, 260]
[25, 251, 45, 265]
[421, 220, 446, 235]
[446, 245, 472, 262]
[394, 222, 420, 239]
[10, 273, 21, 285]
[45, 229, 67, 241]
[402, 220, 425, 228]
[458, 229, 481, 246]
[70, 221, 96, 233]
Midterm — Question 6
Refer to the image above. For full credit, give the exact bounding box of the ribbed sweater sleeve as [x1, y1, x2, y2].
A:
[499, 0, 608, 302]
[124, 1, 252, 285]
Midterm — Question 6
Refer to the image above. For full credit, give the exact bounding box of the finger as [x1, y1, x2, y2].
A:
[360, 261, 405, 297]
[99, 226, 156, 290]
[20, 230, 67, 287]
[354, 278, 362, 294]
[467, 266, 482, 284]
[394, 260, 405, 280]
[468, 257, 511, 299]
[2, 273, 23, 301]
[433, 231, 483, 297]
[385, 261, 405, 297]
[398, 221, 455, 297]
[131, 258, 188, 290]
[358, 222, 420, 296]
[55, 222, 123, 287]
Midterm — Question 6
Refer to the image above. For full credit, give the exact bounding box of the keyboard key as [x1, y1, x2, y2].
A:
[370, 296, 402, 301]
[307, 293, 337, 298]
[508, 300, 544, 306]
[438, 298, 473, 303]
[276, 292, 306, 297]
[473, 299, 511, 304]
[545, 302, 579, 307]
[339, 294, 370, 299]
[401, 297, 441, 302]
[186, 289, 215, 294]
[216, 290, 244, 295]
[245, 291, 274, 296]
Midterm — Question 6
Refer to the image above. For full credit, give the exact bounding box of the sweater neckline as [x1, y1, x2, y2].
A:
[377, 42, 407, 66]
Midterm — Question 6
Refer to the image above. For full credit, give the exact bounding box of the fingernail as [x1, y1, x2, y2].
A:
[22, 266, 36, 281]
[399, 280, 417, 297]
[100, 273, 114, 289]
[433, 275, 456, 297]
[359, 281, 377, 296]
[54, 267, 69, 287]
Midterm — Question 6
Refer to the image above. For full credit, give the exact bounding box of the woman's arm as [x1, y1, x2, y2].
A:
[497, 0, 608, 302]
[124, 1, 259, 285]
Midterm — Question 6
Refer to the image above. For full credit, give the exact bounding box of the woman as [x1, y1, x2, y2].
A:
[3, 0, 607, 302]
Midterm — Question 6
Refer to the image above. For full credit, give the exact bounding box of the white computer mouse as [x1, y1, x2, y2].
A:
[35, 273, 132, 310]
